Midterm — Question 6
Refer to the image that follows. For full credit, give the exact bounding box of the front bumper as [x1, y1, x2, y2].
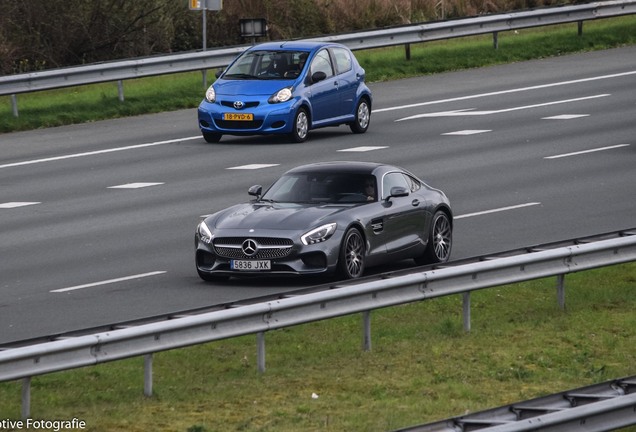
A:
[197, 99, 298, 136]
[195, 230, 342, 278]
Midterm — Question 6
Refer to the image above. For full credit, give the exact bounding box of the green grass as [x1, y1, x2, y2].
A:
[1, 16, 636, 133]
[1, 263, 635, 431]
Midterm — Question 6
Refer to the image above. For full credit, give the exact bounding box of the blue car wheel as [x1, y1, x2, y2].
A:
[290, 107, 309, 143]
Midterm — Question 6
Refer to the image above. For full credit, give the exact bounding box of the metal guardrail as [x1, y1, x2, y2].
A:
[1, 0, 635, 114]
[394, 376, 636, 432]
[1, 230, 635, 421]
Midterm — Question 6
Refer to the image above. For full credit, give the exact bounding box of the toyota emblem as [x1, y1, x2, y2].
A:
[233, 100, 245, 110]
[242, 239, 258, 257]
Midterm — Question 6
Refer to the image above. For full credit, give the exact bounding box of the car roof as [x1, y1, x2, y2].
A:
[285, 161, 392, 176]
[248, 41, 345, 52]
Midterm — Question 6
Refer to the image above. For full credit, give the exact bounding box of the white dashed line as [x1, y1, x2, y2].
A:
[227, 164, 280, 170]
[542, 114, 589, 120]
[544, 144, 630, 159]
[0, 202, 41, 208]
[50, 271, 167, 293]
[337, 146, 389, 152]
[456, 202, 542, 219]
[442, 130, 491, 136]
[108, 182, 164, 189]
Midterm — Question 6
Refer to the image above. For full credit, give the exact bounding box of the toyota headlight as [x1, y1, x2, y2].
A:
[197, 221, 214, 244]
[205, 85, 216, 103]
[301, 223, 337, 245]
[268, 87, 292, 104]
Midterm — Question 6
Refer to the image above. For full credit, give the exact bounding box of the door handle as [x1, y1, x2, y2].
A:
[411, 199, 420, 207]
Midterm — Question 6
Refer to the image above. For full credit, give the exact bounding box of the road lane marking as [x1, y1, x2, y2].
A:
[227, 164, 279, 170]
[455, 202, 542, 219]
[442, 130, 491, 136]
[374, 71, 636, 114]
[50, 271, 167, 293]
[0, 136, 201, 169]
[108, 182, 164, 189]
[542, 114, 589, 120]
[0, 202, 41, 208]
[396, 94, 609, 121]
[337, 146, 389, 152]
[544, 144, 630, 159]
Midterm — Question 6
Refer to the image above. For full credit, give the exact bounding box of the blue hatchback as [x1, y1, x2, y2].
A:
[197, 41, 372, 143]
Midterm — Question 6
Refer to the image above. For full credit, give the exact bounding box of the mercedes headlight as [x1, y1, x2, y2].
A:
[268, 87, 292, 104]
[301, 223, 337, 245]
[197, 221, 214, 244]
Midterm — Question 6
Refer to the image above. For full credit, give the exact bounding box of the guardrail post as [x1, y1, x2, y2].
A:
[144, 354, 153, 397]
[404, 44, 411, 61]
[463, 292, 471, 332]
[557, 274, 566, 310]
[11, 94, 19, 117]
[362, 311, 372, 352]
[578, 20, 583, 36]
[21, 377, 31, 419]
[117, 80, 125, 103]
[257, 332, 266, 373]
[493, 31, 499, 49]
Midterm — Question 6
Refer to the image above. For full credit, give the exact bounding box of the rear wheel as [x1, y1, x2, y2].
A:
[416, 211, 452, 265]
[349, 98, 370, 134]
[290, 108, 309, 142]
[202, 132, 222, 143]
[337, 227, 365, 279]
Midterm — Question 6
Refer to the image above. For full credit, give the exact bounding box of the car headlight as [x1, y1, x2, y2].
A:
[268, 87, 292, 104]
[301, 223, 337, 245]
[197, 221, 214, 244]
[205, 86, 216, 103]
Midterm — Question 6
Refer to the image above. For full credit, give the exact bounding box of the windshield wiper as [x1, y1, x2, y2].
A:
[223, 73, 257, 79]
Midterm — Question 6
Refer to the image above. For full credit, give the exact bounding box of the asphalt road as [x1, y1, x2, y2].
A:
[1, 46, 634, 344]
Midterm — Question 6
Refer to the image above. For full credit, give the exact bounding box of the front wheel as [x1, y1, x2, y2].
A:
[416, 211, 452, 265]
[349, 98, 370, 134]
[337, 228, 365, 279]
[290, 107, 309, 143]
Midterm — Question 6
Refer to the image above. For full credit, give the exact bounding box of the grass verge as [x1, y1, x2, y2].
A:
[1, 263, 635, 431]
[1, 16, 636, 134]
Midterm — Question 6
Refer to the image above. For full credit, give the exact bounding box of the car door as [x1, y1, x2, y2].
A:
[330, 47, 358, 117]
[306, 49, 338, 124]
[380, 172, 428, 253]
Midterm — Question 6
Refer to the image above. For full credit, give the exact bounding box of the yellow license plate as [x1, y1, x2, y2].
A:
[224, 113, 254, 121]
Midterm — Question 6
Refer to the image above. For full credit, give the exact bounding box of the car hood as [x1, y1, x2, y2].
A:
[211, 202, 351, 231]
[215, 79, 295, 97]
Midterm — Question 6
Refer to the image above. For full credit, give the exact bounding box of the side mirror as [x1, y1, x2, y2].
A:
[311, 71, 327, 83]
[386, 186, 409, 202]
[215, 69, 224, 79]
[248, 185, 262, 198]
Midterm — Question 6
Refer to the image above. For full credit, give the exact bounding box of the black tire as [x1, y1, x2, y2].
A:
[290, 107, 309, 143]
[416, 211, 452, 265]
[337, 227, 365, 279]
[349, 98, 370, 134]
[202, 132, 222, 143]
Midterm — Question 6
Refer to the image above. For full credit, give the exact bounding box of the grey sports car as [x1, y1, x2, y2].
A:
[195, 161, 452, 281]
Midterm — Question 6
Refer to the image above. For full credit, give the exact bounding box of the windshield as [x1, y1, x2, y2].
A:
[261, 172, 377, 204]
[224, 50, 309, 80]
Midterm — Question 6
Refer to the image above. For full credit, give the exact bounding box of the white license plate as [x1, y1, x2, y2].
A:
[231, 260, 271, 271]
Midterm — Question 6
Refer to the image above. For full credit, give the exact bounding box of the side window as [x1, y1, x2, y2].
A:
[382, 173, 410, 200]
[404, 174, 421, 193]
[310, 49, 334, 78]
[332, 47, 352, 75]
